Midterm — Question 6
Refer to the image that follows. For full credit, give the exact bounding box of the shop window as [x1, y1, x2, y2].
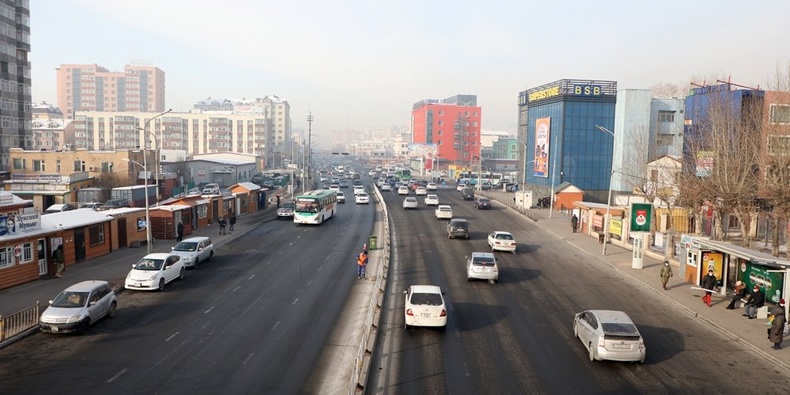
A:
[21, 242, 33, 263]
[197, 205, 207, 219]
[89, 225, 105, 246]
[0, 247, 12, 268]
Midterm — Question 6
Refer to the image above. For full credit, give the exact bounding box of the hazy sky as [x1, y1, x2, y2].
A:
[31, 0, 789, 144]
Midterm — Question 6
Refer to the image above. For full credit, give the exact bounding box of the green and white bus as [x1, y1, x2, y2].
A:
[395, 169, 412, 181]
[294, 189, 338, 225]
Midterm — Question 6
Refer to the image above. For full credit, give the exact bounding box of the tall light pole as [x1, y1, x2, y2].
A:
[123, 158, 152, 254]
[137, 109, 172, 206]
[307, 112, 314, 190]
[596, 124, 615, 256]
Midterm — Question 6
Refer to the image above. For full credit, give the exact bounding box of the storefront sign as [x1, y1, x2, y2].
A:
[609, 218, 622, 240]
[572, 84, 603, 96]
[528, 86, 561, 102]
[0, 216, 16, 236]
[593, 215, 603, 229]
[741, 262, 784, 304]
[630, 203, 653, 233]
[15, 213, 41, 232]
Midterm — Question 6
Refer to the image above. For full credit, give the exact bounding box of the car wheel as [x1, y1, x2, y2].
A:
[209, 250, 214, 261]
[588, 343, 596, 362]
[467, 277, 471, 282]
[639, 356, 645, 364]
[448, 234, 452, 239]
[108, 302, 117, 318]
[158, 278, 166, 291]
[78, 319, 90, 335]
[466, 234, 470, 239]
[194, 258, 200, 269]
[179, 267, 185, 280]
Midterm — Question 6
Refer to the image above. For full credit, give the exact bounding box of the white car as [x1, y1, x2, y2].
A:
[435, 204, 453, 220]
[488, 231, 517, 253]
[467, 252, 499, 283]
[125, 253, 185, 291]
[415, 186, 428, 196]
[398, 185, 409, 195]
[404, 285, 447, 329]
[356, 192, 370, 204]
[337, 191, 346, 203]
[424, 194, 439, 206]
[39, 280, 117, 334]
[403, 197, 418, 209]
[426, 182, 438, 191]
[329, 184, 340, 191]
[353, 185, 366, 195]
[573, 310, 646, 364]
[380, 183, 392, 191]
[171, 236, 214, 268]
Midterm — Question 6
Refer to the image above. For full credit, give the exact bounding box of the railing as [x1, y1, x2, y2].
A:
[0, 302, 40, 345]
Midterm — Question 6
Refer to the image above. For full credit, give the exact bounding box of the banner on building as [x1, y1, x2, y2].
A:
[533, 117, 551, 178]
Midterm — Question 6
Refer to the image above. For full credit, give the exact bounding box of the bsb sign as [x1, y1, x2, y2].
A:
[630, 203, 652, 233]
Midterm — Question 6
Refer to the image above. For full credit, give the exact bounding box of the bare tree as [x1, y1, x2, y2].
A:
[94, 172, 133, 202]
[650, 82, 687, 99]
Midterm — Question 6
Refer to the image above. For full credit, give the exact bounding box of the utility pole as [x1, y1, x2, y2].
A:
[307, 112, 314, 191]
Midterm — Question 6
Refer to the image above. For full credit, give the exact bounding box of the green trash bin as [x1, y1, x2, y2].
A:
[368, 235, 378, 250]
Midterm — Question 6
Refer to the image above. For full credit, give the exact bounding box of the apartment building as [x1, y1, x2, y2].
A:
[0, 0, 31, 173]
[55, 63, 165, 118]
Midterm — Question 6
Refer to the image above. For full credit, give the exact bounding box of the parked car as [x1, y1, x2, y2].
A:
[425, 194, 439, 206]
[487, 231, 517, 253]
[398, 186, 410, 195]
[171, 236, 214, 269]
[447, 218, 470, 239]
[474, 197, 492, 210]
[277, 201, 296, 219]
[39, 280, 117, 334]
[403, 197, 419, 209]
[404, 285, 447, 329]
[80, 202, 103, 210]
[466, 252, 499, 283]
[44, 203, 78, 214]
[573, 310, 646, 364]
[435, 204, 453, 220]
[202, 183, 220, 195]
[337, 191, 346, 203]
[124, 253, 185, 291]
[356, 192, 370, 204]
[98, 199, 131, 211]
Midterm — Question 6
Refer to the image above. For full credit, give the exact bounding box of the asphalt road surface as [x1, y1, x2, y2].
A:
[0, 195, 375, 395]
[367, 186, 790, 394]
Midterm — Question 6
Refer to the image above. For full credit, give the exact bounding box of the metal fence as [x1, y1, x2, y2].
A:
[0, 302, 40, 345]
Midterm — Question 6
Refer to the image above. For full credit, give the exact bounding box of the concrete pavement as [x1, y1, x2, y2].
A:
[480, 189, 790, 372]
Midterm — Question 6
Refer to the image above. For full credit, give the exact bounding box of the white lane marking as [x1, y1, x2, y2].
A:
[318, 266, 323, 271]
[204, 306, 214, 314]
[292, 298, 299, 305]
[271, 321, 281, 331]
[233, 286, 241, 292]
[248, 274, 255, 280]
[242, 353, 255, 365]
[307, 280, 313, 287]
[464, 362, 470, 377]
[107, 368, 127, 383]
[165, 332, 180, 342]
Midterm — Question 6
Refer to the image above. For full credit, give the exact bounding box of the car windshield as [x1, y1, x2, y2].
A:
[174, 242, 198, 252]
[281, 202, 295, 209]
[472, 256, 496, 266]
[410, 292, 443, 306]
[495, 233, 513, 240]
[51, 291, 89, 308]
[601, 322, 639, 336]
[134, 258, 164, 270]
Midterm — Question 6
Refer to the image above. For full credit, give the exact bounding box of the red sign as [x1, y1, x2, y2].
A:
[593, 215, 603, 228]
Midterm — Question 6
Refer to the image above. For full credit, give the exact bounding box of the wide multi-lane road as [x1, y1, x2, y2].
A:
[0, 194, 375, 394]
[367, 185, 790, 394]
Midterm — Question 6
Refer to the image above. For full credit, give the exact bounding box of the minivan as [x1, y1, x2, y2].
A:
[461, 187, 475, 201]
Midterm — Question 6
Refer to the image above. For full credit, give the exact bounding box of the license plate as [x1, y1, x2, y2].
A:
[136, 283, 142, 287]
[613, 344, 630, 349]
[51, 326, 59, 332]
[421, 313, 431, 318]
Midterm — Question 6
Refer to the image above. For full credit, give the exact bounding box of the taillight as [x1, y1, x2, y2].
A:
[493, 266, 498, 273]
[639, 339, 645, 350]
[440, 309, 447, 317]
[406, 309, 414, 317]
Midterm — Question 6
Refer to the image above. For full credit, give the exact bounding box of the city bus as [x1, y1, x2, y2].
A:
[395, 169, 412, 181]
[293, 189, 338, 225]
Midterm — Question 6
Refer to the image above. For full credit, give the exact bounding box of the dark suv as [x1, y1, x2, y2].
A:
[447, 218, 470, 239]
[474, 197, 491, 210]
[461, 187, 475, 201]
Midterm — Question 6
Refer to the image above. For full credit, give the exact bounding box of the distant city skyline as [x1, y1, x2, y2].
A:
[30, 0, 790, 147]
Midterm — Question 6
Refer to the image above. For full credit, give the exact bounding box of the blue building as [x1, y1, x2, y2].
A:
[518, 79, 618, 202]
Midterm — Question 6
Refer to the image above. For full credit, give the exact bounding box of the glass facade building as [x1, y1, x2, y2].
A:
[518, 79, 617, 202]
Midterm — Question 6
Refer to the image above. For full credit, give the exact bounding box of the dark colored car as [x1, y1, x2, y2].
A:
[474, 197, 491, 210]
[461, 187, 474, 201]
[447, 218, 470, 239]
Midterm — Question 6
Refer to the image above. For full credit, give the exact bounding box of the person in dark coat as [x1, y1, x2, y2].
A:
[571, 214, 579, 233]
[769, 299, 786, 350]
[744, 285, 765, 319]
[726, 281, 747, 309]
[177, 221, 184, 242]
[218, 216, 227, 235]
[229, 212, 237, 231]
[700, 269, 717, 307]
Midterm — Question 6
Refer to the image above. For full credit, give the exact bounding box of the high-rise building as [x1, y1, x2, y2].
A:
[56, 63, 165, 118]
[0, 0, 31, 173]
[411, 94, 482, 167]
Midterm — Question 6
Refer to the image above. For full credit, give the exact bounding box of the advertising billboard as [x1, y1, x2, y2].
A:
[741, 262, 784, 304]
[533, 117, 550, 178]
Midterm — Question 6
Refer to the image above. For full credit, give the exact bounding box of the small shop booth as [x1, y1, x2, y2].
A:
[149, 205, 191, 240]
[163, 195, 209, 233]
[682, 235, 789, 318]
[572, 201, 627, 245]
[100, 207, 148, 249]
[230, 182, 261, 216]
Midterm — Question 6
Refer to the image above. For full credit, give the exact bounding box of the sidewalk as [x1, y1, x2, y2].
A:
[0, 204, 279, 318]
[481, 190, 790, 371]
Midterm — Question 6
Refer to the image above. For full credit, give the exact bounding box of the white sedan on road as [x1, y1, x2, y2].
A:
[380, 183, 392, 191]
[125, 253, 185, 291]
[424, 194, 439, 206]
[487, 231, 517, 253]
[435, 204, 453, 220]
[426, 182, 438, 191]
[573, 310, 646, 364]
[415, 186, 428, 196]
[355, 192, 370, 204]
[398, 185, 410, 195]
[404, 285, 447, 329]
[403, 197, 418, 209]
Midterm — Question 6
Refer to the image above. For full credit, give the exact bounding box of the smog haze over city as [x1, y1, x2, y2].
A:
[30, 0, 790, 145]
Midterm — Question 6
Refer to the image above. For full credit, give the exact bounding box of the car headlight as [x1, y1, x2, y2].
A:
[183, 256, 194, 263]
[148, 274, 159, 281]
[67, 313, 83, 323]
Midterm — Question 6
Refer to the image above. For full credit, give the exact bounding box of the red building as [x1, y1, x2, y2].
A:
[411, 95, 482, 167]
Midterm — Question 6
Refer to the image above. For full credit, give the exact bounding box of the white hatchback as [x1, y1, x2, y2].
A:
[398, 185, 409, 195]
[125, 253, 185, 291]
[424, 194, 439, 206]
[573, 310, 646, 364]
[39, 280, 117, 334]
[467, 252, 499, 283]
[404, 285, 447, 329]
[403, 197, 418, 209]
[435, 204, 453, 220]
[171, 236, 214, 268]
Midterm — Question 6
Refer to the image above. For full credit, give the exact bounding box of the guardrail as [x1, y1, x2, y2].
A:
[0, 302, 40, 346]
[350, 184, 390, 394]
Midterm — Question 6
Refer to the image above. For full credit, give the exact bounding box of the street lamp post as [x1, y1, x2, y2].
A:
[124, 158, 152, 254]
[596, 124, 615, 256]
[307, 112, 314, 191]
[137, 109, 172, 206]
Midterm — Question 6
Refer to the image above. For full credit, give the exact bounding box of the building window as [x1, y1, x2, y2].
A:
[13, 158, 25, 170]
[657, 111, 675, 122]
[101, 162, 113, 172]
[770, 104, 790, 124]
[33, 160, 45, 171]
[650, 169, 658, 182]
[0, 247, 12, 268]
[56, 159, 61, 172]
[21, 242, 34, 263]
[89, 225, 105, 246]
[438, 130, 443, 136]
[768, 135, 790, 156]
[438, 110, 443, 116]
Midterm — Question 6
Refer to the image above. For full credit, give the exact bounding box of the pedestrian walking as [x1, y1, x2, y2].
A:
[659, 261, 673, 290]
[218, 216, 227, 235]
[768, 299, 786, 350]
[229, 212, 237, 231]
[357, 250, 368, 279]
[52, 245, 65, 278]
[276, 195, 281, 209]
[701, 269, 717, 307]
[177, 221, 184, 242]
[571, 214, 579, 233]
[726, 281, 747, 309]
[744, 285, 765, 319]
